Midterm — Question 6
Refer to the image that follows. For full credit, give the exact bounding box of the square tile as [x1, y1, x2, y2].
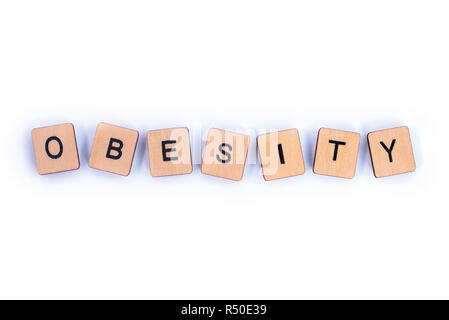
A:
[89, 122, 139, 176]
[313, 128, 360, 179]
[201, 128, 250, 181]
[367, 126, 416, 178]
[31, 123, 80, 175]
[147, 127, 193, 177]
[257, 129, 305, 181]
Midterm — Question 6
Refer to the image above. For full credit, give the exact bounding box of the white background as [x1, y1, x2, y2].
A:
[0, 1, 448, 299]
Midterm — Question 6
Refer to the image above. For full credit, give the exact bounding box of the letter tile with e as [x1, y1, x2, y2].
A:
[89, 122, 139, 176]
[147, 127, 193, 177]
[201, 128, 250, 181]
[31, 123, 80, 175]
[367, 126, 416, 178]
[257, 128, 305, 181]
[313, 128, 360, 179]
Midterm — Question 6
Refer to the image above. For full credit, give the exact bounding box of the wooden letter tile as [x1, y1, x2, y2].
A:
[313, 128, 360, 179]
[201, 128, 250, 181]
[31, 123, 80, 175]
[367, 126, 416, 178]
[257, 129, 305, 181]
[88, 123, 139, 176]
[147, 127, 193, 177]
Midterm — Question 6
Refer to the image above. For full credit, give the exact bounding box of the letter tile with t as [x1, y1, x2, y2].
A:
[88, 122, 139, 176]
[257, 129, 305, 181]
[313, 128, 360, 179]
[147, 127, 193, 177]
[31, 123, 80, 175]
[367, 126, 416, 178]
[201, 128, 250, 181]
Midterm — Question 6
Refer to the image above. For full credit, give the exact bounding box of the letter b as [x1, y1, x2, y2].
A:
[106, 138, 123, 160]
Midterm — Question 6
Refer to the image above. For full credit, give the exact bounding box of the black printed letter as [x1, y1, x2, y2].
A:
[161, 140, 178, 161]
[106, 138, 123, 160]
[278, 144, 285, 164]
[216, 143, 232, 164]
[328, 140, 346, 161]
[380, 139, 396, 163]
[45, 136, 63, 159]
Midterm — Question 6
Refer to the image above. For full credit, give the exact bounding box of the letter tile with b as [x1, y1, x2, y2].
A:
[367, 126, 415, 178]
[313, 128, 360, 179]
[147, 127, 193, 177]
[89, 123, 139, 176]
[31, 123, 80, 174]
[201, 128, 250, 181]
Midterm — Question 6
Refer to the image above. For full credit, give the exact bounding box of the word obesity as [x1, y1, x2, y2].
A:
[31, 123, 416, 180]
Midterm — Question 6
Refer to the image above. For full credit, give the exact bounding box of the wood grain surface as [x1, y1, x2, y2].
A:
[368, 126, 415, 178]
[313, 128, 360, 179]
[88, 122, 139, 176]
[147, 127, 193, 177]
[201, 128, 250, 181]
[257, 128, 305, 181]
[31, 123, 80, 175]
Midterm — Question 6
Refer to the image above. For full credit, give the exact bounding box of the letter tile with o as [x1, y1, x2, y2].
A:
[31, 123, 80, 175]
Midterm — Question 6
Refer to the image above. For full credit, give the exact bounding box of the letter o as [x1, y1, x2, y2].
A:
[45, 136, 63, 159]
